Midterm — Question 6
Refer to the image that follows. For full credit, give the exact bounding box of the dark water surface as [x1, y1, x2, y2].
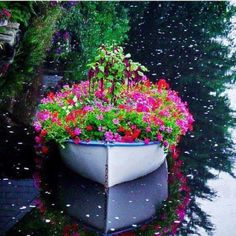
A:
[126, 2, 236, 235]
[0, 2, 236, 236]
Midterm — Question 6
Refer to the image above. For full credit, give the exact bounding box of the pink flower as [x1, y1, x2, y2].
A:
[157, 133, 163, 141]
[113, 119, 119, 125]
[83, 105, 94, 112]
[35, 136, 42, 144]
[114, 133, 122, 142]
[159, 109, 170, 117]
[96, 114, 103, 120]
[159, 125, 165, 131]
[37, 111, 50, 121]
[166, 127, 172, 133]
[34, 122, 42, 132]
[74, 128, 81, 136]
[144, 138, 150, 144]
[146, 126, 151, 132]
[98, 126, 104, 132]
[163, 140, 169, 147]
[95, 90, 103, 98]
[105, 131, 114, 142]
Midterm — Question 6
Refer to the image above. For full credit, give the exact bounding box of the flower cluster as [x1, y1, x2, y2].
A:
[35, 46, 194, 150]
[49, 30, 71, 58]
[0, 9, 11, 20]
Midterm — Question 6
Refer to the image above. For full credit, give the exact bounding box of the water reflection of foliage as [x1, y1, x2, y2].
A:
[126, 1, 236, 234]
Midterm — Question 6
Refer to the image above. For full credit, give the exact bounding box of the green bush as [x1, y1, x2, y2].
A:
[50, 2, 130, 81]
[0, 3, 62, 98]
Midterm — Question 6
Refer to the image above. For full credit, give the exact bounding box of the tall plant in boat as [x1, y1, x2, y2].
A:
[35, 45, 194, 187]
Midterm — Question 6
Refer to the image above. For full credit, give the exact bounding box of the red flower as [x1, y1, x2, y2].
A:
[73, 137, 80, 144]
[2, 9, 11, 18]
[63, 225, 71, 233]
[41, 146, 49, 155]
[86, 125, 93, 131]
[132, 129, 141, 139]
[71, 223, 79, 231]
[157, 79, 170, 90]
[48, 92, 55, 100]
[118, 126, 125, 132]
[40, 129, 48, 137]
[122, 135, 134, 142]
[67, 99, 75, 105]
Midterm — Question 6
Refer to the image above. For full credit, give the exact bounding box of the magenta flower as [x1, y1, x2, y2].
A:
[114, 133, 122, 142]
[74, 128, 81, 136]
[34, 122, 42, 132]
[157, 133, 163, 141]
[37, 111, 50, 121]
[163, 140, 169, 147]
[105, 131, 114, 142]
[146, 126, 151, 132]
[144, 138, 150, 144]
[159, 109, 170, 117]
[83, 105, 94, 112]
[35, 136, 42, 144]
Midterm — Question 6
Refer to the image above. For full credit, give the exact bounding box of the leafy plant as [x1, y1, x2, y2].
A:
[48, 2, 130, 80]
[35, 46, 194, 150]
[0, 3, 62, 98]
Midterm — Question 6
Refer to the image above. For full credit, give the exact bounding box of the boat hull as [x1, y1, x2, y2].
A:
[60, 141, 166, 187]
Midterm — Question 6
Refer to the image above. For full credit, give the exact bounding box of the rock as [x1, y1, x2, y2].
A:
[0, 21, 20, 46]
[4, 22, 20, 30]
[0, 34, 15, 46]
[0, 21, 21, 68]
[0, 19, 8, 27]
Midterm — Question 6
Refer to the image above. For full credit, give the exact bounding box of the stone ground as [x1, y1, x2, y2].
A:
[0, 179, 38, 236]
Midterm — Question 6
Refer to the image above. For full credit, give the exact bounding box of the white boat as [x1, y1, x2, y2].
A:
[60, 141, 166, 187]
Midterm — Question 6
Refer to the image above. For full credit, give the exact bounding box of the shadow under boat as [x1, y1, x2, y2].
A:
[44, 159, 168, 234]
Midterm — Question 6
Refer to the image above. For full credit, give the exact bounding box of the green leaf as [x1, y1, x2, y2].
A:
[97, 72, 104, 79]
[98, 65, 105, 72]
[138, 71, 144, 76]
[141, 65, 148, 71]
[105, 81, 112, 88]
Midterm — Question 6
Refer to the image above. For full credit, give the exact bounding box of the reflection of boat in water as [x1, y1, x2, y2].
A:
[47, 160, 168, 234]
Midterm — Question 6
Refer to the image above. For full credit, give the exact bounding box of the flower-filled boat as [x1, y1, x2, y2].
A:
[34, 45, 194, 187]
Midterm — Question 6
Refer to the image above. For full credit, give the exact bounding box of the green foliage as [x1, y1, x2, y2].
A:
[0, 3, 62, 98]
[0, 2, 36, 27]
[87, 45, 147, 103]
[52, 2, 130, 80]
